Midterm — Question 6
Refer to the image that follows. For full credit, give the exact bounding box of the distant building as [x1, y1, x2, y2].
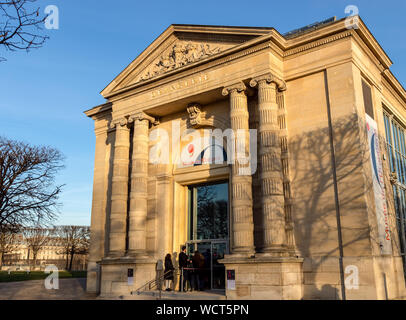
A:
[1, 227, 88, 271]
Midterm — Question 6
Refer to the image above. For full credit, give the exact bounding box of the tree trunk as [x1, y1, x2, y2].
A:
[65, 249, 69, 270]
[0, 252, 3, 268]
[69, 247, 74, 271]
[32, 252, 37, 269]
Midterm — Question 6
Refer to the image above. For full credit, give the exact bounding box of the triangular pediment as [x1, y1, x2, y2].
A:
[101, 25, 274, 97]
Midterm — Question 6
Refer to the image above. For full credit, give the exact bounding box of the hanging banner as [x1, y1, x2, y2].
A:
[366, 114, 392, 254]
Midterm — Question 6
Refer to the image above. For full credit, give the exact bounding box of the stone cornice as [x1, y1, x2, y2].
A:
[103, 17, 394, 102]
[85, 16, 406, 117]
[382, 69, 406, 109]
[84, 102, 112, 119]
[249, 73, 286, 91]
[283, 30, 352, 57]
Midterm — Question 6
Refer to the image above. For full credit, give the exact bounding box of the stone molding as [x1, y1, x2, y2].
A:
[283, 30, 352, 57]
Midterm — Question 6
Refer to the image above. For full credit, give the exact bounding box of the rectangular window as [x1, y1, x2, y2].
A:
[383, 110, 406, 279]
[362, 80, 374, 119]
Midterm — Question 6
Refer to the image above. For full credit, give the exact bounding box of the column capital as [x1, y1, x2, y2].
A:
[109, 117, 129, 129]
[128, 112, 158, 125]
[249, 73, 286, 91]
[222, 81, 247, 96]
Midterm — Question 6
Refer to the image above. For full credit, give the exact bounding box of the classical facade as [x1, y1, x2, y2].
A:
[85, 16, 406, 299]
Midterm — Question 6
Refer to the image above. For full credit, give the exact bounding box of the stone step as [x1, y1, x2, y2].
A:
[127, 289, 226, 300]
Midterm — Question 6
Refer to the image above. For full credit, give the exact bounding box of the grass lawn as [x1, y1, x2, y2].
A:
[0, 270, 87, 282]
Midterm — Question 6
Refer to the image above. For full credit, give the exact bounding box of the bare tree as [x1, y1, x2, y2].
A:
[0, 136, 64, 230]
[23, 225, 51, 268]
[0, 0, 49, 61]
[56, 226, 90, 271]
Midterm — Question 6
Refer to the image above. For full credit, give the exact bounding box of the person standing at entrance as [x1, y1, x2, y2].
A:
[203, 249, 211, 290]
[192, 250, 204, 291]
[178, 246, 188, 292]
[164, 253, 174, 291]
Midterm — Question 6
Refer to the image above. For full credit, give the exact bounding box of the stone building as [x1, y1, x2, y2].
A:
[1, 228, 88, 271]
[84, 16, 406, 299]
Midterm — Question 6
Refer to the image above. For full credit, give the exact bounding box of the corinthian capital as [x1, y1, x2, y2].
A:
[222, 81, 247, 96]
[128, 112, 157, 125]
[250, 73, 286, 91]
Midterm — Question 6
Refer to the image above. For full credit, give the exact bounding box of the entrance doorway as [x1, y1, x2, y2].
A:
[186, 181, 229, 290]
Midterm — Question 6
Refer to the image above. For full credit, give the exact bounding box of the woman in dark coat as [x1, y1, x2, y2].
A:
[164, 253, 174, 291]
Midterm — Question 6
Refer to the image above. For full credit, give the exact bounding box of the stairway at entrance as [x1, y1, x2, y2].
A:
[128, 289, 226, 300]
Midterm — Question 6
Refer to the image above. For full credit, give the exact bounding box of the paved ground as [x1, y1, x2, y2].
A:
[0, 278, 97, 300]
[0, 278, 227, 300]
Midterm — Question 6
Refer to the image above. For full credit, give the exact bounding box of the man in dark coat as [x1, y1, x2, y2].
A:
[192, 250, 204, 291]
[178, 245, 188, 292]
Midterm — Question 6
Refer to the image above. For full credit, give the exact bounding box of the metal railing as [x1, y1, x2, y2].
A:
[131, 266, 222, 299]
[131, 269, 178, 299]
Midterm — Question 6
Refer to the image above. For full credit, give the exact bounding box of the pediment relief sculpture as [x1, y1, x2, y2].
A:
[137, 41, 223, 83]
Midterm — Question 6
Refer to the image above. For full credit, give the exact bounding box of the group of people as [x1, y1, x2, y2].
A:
[163, 246, 210, 292]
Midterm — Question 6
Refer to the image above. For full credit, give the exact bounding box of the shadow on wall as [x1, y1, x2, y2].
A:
[289, 113, 376, 300]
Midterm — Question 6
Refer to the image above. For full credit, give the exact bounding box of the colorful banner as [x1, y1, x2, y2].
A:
[366, 114, 392, 254]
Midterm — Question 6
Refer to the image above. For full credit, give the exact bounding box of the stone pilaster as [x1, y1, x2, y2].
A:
[87, 120, 109, 293]
[108, 118, 130, 258]
[222, 82, 255, 256]
[127, 112, 155, 257]
[250, 73, 288, 255]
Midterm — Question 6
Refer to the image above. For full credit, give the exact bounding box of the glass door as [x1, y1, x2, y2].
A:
[186, 240, 227, 290]
[186, 181, 229, 290]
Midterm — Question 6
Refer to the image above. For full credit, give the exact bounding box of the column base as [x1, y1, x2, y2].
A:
[99, 257, 156, 298]
[86, 261, 100, 294]
[124, 251, 151, 260]
[219, 256, 304, 300]
[225, 248, 256, 259]
[105, 251, 126, 259]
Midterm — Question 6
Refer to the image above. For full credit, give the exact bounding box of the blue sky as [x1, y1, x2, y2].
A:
[1, 0, 405, 226]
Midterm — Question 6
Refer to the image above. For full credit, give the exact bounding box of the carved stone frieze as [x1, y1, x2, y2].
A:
[137, 41, 223, 83]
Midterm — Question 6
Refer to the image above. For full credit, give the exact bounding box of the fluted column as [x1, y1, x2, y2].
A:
[250, 73, 287, 255]
[127, 112, 155, 257]
[222, 82, 255, 256]
[108, 118, 130, 257]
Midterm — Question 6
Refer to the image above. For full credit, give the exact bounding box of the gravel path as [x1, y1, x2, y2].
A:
[0, 278, 97, 300]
